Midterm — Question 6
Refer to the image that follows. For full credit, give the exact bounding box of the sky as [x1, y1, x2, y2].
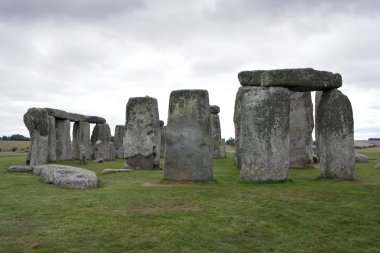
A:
[1, 0, 379, 140]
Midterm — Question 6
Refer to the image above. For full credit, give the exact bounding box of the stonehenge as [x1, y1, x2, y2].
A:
[159, 120, 166, 158]
[164, 89, 213, 181]
[23, 107, 111, 166]
[123, 96, 161, 169]
[210, 105, 225, 158]
[235, 68, 354, 181]
[114, 125, 125, 159]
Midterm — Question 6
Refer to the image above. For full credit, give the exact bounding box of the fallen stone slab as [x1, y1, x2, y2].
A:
[101, 168, 133, 175]
[355, 153, 368, 163]
[36, 164, 98, 189]
[261, 68, 342, 92]
[8, 165, 34, 173]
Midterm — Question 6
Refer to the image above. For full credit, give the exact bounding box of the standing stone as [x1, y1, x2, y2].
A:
[72, 122, 90, 160]
[23, 108, 50, 166]
[55, 119, 72, 160]
[233, 86, 254, 168]
[91, 123, 111, 160]
[159, 121, 166, 158]
[210, 105, 223, 158]
[79, 144, 87, 165]
[314, 91, 323, 156]
[47, 116, 56, 161]
[289, 91, 314, 167]
[114, 125, 125, 159]
[123, 97, 161, 169]
[220, 138, 226, 158]
[109, 142, 116, 160]
[240, 87, 290, 182]
[316, 89, 355, 179]
[164, 89, 213, 181]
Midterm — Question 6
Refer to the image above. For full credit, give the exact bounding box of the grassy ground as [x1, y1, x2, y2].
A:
[0, 149, 380, 252]
[0, 140, 29, 152]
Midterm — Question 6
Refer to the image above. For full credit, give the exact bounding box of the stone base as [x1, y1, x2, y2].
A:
[126, 154, 155, 169]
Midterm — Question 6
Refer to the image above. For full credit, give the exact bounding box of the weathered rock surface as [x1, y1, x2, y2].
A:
[36, 164, 98, 189]
[47, 116, 56, 161]
[374, 163, 380, 169]
[289, 91, 314, 167]
[79, 144, 87, 165]
[233, 86, 253, 168]
[114, 125, 125, 159]
[219, 138, 226, 158]
[316, 89, 355, 179]
[355, 153, 368, 163]
[240, 87, 290, 182]
[23, 108, 50, 166]
[261, 68, 342, 92]
[314, 91, 323, 153]
[8, 165, 34, 173]
[45, 107, 106, 123]
[72, 121, 91, 160]
[91, 123, 111, 160]
[210, 105, 223, 158]
[159, 122, 166, 158]
[164, 89, 213, 181]
[101, 168, 132, 175]
[55, 119, 72, 160]
[123, 96, 160, 169]
[238, 70, 266, 86]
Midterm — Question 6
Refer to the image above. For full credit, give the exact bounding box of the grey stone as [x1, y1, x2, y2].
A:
[314, 91, 323, 153]
[160, 125, 166, 158]
[102, 168, 132, 175]
[8, 165, 34, 172]
[23, 108, 50, 166]
[79, 144, 87, 165]
[45, 108, 68, 119]
[374, 163, 380, 169]
[316, 89, 355, 179]
[123, 96, 161, 169]
[67, 112, 86, 122]
[210, 105, 220, 114]
[37, 164, 98, 189]
[261, 68, 342, 92]
[93, 158, 104, 163]
[240, 87, 290, 182]
[355, 153, 368, 163]
[108, 142, 115, 160]
[72, 122, 91, 160]
[219, 138, 226, 158]
[55, 119, 72, 160]
[164, 89, 213, 181]
[114, 125, 125, 159]
[233, 86, 254, 168]
[84, 116, 106, 124]
[238, 70, 266, 86]
[210, 105, 223, 158]
[289, 91, 314, 167]
[91, 123, 111, 160]
[47, 116, 56, 161]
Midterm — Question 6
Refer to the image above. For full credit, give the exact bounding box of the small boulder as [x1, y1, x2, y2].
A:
[355, 153, 368, 163]
[8, 165, 34, 173]
[101, 168, 132, 175]
[36, 164, 98, 189]
[374, 163, 380, 169]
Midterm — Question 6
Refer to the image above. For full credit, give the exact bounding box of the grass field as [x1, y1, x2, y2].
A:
[1, 149, 380, 252]
[0, 140, 29, 152]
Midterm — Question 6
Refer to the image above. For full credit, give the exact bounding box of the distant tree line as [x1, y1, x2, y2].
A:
[1, 134, 30, 141]
[226, 137, 235, 146]
[368, 138, 380, 141]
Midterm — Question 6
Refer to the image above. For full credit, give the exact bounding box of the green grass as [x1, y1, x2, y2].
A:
[0, 140, 30, 152]
[1, 149, 380, 252]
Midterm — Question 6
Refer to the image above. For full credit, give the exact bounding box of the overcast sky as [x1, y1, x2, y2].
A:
[1, 0, 379, 140]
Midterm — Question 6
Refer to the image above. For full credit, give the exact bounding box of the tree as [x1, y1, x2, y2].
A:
[226, 137, 235, 146]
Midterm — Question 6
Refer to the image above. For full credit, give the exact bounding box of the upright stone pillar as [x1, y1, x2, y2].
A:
[220, 138, 226, 158]
[240, 87, 290, 182]
[159, 121, 166, 158]
[47, 116, 56, 161]
[55, 119, 72, 160]
[72, 121, 91, 160]
[23, 108, 50, 166]
[164, 89, 213, 181]
[316, 89, 355, 179]
[314, 91, 323, 156]
[123, 97, 160, 169]
[289, 91, 314, 167]
[234, 70, 265, 168]
[114, 125, 125, 159]
[210, 105, 223, 158]
[91, 123, 111, 160]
